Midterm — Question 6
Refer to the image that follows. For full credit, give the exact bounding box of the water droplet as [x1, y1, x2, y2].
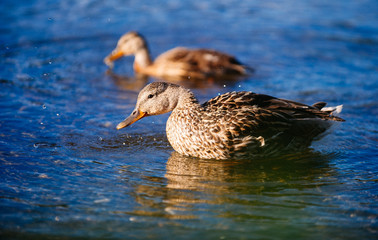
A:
[56, 113, 60, 116]
[98, 136, 103, 141]
[48, 61, 52, 65]
[33, 143, 39, 148]
[223, 85, 226, 88]
[40, 122, 44, 125]
[48, 17, 53, 21]
[42, 104, 46, 109]
[187, 76, 191, 80]
[238, 85, 241, 88]
[39, 173, 48, 178]
[123, 142, 126, 145]
[165, 207, 176, 215]
[94, 198, 110, 204]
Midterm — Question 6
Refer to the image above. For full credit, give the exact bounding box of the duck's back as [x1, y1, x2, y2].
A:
[204, 91, 344, 144]
[152, 47, 247, 80]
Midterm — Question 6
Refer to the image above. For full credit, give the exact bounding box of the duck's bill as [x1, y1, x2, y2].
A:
[104, 50, 124, 68]
[116, 110, 147, 130]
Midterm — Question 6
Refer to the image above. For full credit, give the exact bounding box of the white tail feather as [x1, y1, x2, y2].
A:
[321, 104, 343, 116]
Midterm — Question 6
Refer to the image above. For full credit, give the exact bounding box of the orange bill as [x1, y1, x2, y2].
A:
[107, 50, 124, 61]
[116, 110, 147, 130]
[104, 50, 124, 68]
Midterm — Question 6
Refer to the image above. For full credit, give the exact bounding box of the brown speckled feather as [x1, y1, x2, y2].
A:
[200, 92, 344, 155]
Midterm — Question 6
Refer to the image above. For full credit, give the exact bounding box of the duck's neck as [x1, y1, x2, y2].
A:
[134, 48, 152, 72]
[166, 87, 203, 158]
[175, 87, 201, 110]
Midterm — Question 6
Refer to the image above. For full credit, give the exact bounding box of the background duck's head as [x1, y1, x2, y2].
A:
[116, 82, 181, 129]
[104, 31, 148, 68]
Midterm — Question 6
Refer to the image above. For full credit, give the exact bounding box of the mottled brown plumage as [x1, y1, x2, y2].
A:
[104, 31, 250, 80]
[116, 82, 344, 159]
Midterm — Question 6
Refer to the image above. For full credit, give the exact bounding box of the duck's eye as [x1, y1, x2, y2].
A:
[148, 94, 154, 99]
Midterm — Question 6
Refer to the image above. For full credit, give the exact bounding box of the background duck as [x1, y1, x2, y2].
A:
[104, 31, 252, 81]
[116, 82, 344, 160]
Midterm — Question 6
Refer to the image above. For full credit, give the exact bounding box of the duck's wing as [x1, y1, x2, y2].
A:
[202, 91, 344, 143]
[153, 47, 249, 78]
[154, 47, 190, 63]
[187, 49, 249, 76]
[205, 91, 344, 121]
[150, 47, 205, 79]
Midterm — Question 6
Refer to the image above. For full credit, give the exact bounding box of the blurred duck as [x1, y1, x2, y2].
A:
[116, 82, 344, 160]
[104, 31, 251, 80]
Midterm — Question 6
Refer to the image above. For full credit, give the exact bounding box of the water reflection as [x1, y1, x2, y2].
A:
[106, 69, 247, 91]
[165, 150, 333, 194]
[106, 70, 149, 92]
[126, 150, 337, 221]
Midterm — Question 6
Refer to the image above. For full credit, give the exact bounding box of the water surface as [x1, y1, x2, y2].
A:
[1, 0, 377, 239]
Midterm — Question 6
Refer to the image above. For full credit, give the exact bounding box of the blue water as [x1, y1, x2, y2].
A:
[1, 0, 377, 239]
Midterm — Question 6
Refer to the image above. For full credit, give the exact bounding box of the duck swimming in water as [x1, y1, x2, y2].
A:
[104, 31, 251, 81]
[116, 82, 344, 159]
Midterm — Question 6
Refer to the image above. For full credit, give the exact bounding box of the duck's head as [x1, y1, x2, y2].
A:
[104, 31, 148, 68]
[117, 82, 181, 130]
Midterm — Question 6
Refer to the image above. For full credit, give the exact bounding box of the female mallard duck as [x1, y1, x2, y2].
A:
[116, 82, 344, 159]
[104, 31, 250, 80]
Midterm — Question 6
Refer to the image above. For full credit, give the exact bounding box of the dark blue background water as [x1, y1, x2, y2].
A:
[1, 0, 377, 239]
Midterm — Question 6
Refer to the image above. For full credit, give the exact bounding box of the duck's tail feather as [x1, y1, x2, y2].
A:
[321, 104, 344, 121]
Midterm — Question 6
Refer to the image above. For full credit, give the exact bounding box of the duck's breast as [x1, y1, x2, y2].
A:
[166, 108, 234, 159]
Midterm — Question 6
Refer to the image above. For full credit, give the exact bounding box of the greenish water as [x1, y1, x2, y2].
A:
[1, 0, 377, 239]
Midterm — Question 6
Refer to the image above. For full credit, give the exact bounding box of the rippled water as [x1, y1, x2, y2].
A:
[1, 0, 377, 239]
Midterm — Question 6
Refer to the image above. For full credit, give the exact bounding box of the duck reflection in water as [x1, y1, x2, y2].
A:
[125, 150, 337, 220]
[105, 69, 149, 92]
[105, 67, 244, 92]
